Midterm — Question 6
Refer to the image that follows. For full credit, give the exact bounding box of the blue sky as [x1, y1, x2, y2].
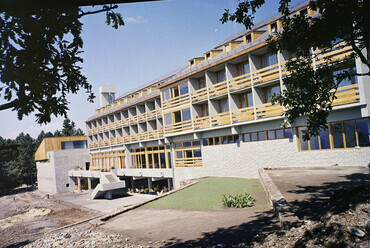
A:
[0, 0, 304, 139]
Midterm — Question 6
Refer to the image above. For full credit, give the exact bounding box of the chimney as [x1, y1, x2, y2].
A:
[99, 86, 116, 108]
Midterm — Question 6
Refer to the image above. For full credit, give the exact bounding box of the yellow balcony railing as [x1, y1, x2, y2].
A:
[211, 112, 231, 126]
[208, 80, 228, 97]
[139, 131, 149, 140]
[252, 63, 280, 85]
[229, 72, 252, 92]
[191, 87, 208, 102]
[175, 157, 202, 167]
[231, 106, 254, 123]
[147, 109, 157, 120]
[124, 136, 131, 143]
[194, 116, 210, 129]
[332, 84, 359, 106]
[164, 120, 192, 134]
[117, 137, 124, 144]
[255, 103, 283, 119]
[137, 112, 147, 122]
[109, 138, 117, 145]
[130, 133, 139, 142]
[315, 44, 352, 66]
[162, 93, 190, 110]
[128, 115, 138, 124]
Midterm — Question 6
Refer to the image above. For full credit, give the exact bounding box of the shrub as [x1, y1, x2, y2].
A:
[222, 192, 255, 208]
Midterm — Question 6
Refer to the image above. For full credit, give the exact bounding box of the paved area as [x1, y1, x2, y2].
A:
[267, 166, 369, 220]
[55, 192, 158, 214]
[102, 207, 279, 246]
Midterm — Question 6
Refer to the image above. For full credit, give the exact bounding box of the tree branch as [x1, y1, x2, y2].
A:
[0, 100, 17, 111]
[78, 4, 118, 18]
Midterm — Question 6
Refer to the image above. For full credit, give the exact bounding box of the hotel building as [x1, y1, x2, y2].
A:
[69, 1, 370, 192]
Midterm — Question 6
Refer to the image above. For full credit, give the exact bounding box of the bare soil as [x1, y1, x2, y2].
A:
[0, 190, 98, 248]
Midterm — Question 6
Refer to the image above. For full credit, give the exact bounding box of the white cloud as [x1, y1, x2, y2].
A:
[125, 16, 148, 24]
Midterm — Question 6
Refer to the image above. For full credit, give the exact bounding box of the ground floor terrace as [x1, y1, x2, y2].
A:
[70, 107, 370, 195]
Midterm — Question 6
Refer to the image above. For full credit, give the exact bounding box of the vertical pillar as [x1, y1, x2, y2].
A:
[88, 178, 92, 195]
[69, 177, 75, 192]
[167, 178, 172, 191]
[131, 177, 135, 190]
[77, 177, 81, 193]
[147, 178, 153, 190]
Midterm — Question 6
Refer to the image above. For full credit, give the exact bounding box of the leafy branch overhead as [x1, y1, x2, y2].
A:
[0, 4, 124, 124]
[221, 0, 369, 140]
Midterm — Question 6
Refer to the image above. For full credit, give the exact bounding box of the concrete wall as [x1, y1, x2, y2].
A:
[173, 135, 370, 188]
[37, 148, 90, 194]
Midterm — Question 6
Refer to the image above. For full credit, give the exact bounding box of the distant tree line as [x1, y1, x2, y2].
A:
[0, 118, 85, 190]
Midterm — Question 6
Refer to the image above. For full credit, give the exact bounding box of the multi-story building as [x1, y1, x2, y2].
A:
[70, 1, 370, 191]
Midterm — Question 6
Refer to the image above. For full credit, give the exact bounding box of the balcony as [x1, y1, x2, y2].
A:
[315, 44, 352, 66]
[231, 106, 254, 123]
[255, 103, 283, 119]
[191, 87, 208, 102]
[211, 112, 231, 126]
[208, 80, 228, 97]
[332, 84, 360, 106]
[137, 112, 147, 122]
[252, 63, 280, 85]
[139, 131, 149, 140]
[175, 157, 202, 167]
[128, 115, 138, 125]
[229, 72, 252, 92]
[117, 137, 124, 144]
[162, 93, 190, 110]
[194, 116, 211, 129]
[164, 120, 192, 134]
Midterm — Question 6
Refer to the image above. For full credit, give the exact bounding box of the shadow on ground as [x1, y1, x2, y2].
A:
[286, 172, 370, 220]
[167, 210, 280, 247]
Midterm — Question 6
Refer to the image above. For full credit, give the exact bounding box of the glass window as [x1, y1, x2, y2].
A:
[331, 123, 344, 148]
[194, 149, 202, 157]
[261, 53, 277, 68]
[251, 132, 258, 141]
[334, 67, 357, 88]
[284, 128, 293, 139]
[163, 89, 170, 101]
[185, 150, 193, 158]
[298, 127, 309, 150]
[244, 63, 250, 74]
[244, 133, 250, 142]
[225, 44, 230, 52]
[310, 135, 320, 150]
[258, 131, 265, 141]
[215, 137, 220, 145]
[209, 137, 214, 145]
[183, 142, 192, 147]
[276, 129, 284, 139]
[264, 85, 280, 103]
[192, 140, 201, 146]
[176, 151, 183, 158]
[247, 92, 253, 107]
[179, 82, 189, 95]
[203, 139, 209, 146]
[182, 108, 191, 121]
[216, 70, 226, 83]
[356, 119, 370, 147]
[319, 128, 330, 149]
[219, 99, 229, 113]
[222, 136, 228, 144]
[268, 130, 275, 140]
[175, 143, 182, 148]
[61, 141, 74, 150]
[344, 121, 356, 148]
[234, 135, 240, 143]
[228, 136, 234, 144]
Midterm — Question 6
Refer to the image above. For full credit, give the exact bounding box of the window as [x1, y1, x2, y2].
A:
[239, 92, 253, 108]
[164, 113, 172, 125]
[299, 8, 308, 16]
[297, 118, 370, 151]
[245, 35, 252, 43]
[174, 140, 202, 167]
[61, 140, 87, 150]
[198, 78, 205, 89]
[182, 108, 191, 121]
[179, 82, 189, 95]
[263, 85, 280, 103]
[131, 146, 170, 169]
[333, 67, 357, 88]
[244, 128, 292, 143]
[218, 98, 229, 113]
[203, 135, 239, 146]
[236, 61, 250, 76]
[199, 103, 208, 117]
[261, 53, 277, 68]
[225, 44, 230, 52]
[216, 70, 226, 83]
[270, 22, 278, 32]
[163, 89, 170, 101]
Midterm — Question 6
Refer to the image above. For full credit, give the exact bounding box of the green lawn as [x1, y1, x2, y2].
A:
[145, 177, 269, 211]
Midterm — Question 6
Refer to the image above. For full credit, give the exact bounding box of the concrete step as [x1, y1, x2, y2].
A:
[105, 174, 117, 183]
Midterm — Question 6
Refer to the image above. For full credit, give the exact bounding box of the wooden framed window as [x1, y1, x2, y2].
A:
[199, 103, 208, 117]
[174, 140, 202, 167]
[216, 70, 226, 83]
[218, 98, 229, 113]
[198, 77, 205, 89]
[238, 92, 253, 108]
[236, 61, 250, 76]
[260, 53, 277, 68]
[131, 146, 170, 169]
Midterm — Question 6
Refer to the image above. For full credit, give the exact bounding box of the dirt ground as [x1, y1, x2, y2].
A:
[0, 189, 99, 248]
